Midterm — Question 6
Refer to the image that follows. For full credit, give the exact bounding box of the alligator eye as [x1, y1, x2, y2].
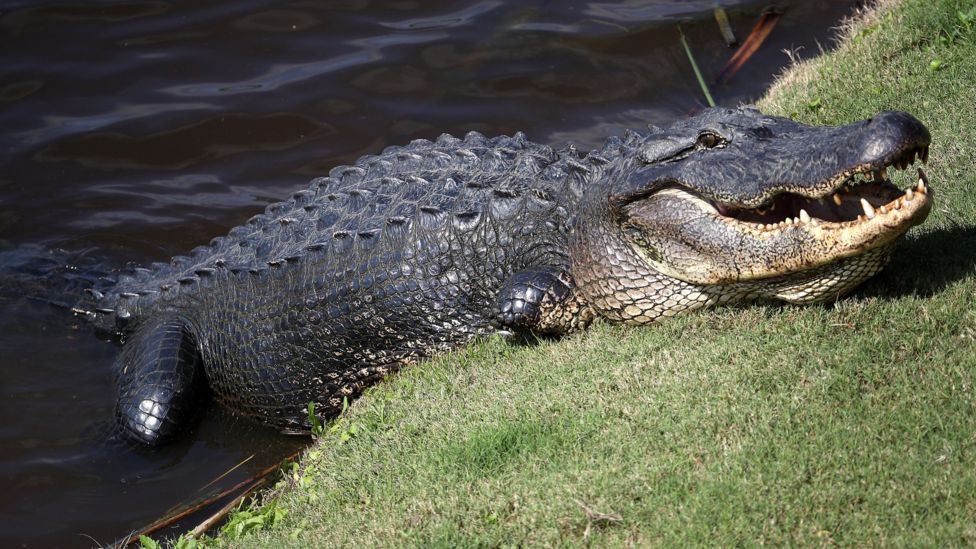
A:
[696, 132, 725, 149]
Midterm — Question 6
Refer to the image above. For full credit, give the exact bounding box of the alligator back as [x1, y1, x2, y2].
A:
[93, 131, 619, 431]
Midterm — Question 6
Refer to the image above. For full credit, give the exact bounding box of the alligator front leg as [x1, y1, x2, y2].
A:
[114, 316, 208, 445]
[494, 266, 595, 336]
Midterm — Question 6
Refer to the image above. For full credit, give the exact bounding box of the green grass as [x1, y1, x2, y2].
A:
[184, 1, 976, 546]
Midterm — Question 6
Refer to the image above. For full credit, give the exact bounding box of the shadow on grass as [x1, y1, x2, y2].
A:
[503, 330, 559, 348]
[858, 224, 976, 299]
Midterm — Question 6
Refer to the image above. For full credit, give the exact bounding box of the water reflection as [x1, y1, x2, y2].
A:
[233, 9, 322, 32]
[38, 113, 332, 170]
[17, 102, 217, 147]
[586, 0, 759, 22]
[379, 1, 503, 30]
[0, 1, 170, 24]
[164, 31, 452, 97]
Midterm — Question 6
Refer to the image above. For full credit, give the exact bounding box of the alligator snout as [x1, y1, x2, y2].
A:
[856, 111, 931, 166]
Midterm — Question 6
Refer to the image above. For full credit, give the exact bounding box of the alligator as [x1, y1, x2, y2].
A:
[77, 107, 933, 446]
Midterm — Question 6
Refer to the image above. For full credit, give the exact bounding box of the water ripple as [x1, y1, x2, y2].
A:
[378, 1, 502, 30]
[163, 31, 448, 97]
[586, 0, 752, 23]
[16, 102, 218, 146]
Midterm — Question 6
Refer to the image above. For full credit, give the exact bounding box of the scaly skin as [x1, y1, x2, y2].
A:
[80, 107, 932, 445]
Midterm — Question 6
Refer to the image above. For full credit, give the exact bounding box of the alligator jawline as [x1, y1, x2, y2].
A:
[708, 141, 932, 232]
[714, 169, 930, 230]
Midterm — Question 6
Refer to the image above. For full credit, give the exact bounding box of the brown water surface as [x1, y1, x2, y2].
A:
[0, 1, 857, 546]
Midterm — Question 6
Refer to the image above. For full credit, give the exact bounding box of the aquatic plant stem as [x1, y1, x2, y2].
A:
[678, 25, 717, 107]
[188, 477, 271, 539]
[117, 449, 302, 546]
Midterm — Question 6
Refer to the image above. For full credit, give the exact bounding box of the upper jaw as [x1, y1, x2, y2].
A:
[706, 141, 933, 232]
[613, 112, 932, 217]
[750, 140, 931, 206]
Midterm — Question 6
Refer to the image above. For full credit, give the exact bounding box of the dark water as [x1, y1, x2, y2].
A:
[0, 1, 858, 546]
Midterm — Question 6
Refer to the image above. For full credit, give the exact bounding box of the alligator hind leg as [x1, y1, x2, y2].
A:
[114, 317, 208, 446]
[494, 266, 595, 336]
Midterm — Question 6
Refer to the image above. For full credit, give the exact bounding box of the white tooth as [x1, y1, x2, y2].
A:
[833, 193, 843, 206]
[860, 198, 876, 219]
[880, 204, 889, 214]
[916, 179, 926, 193]
[786, 217, 794, 225]
[799, 209, 811, 223]
[904, 187, 914, 201]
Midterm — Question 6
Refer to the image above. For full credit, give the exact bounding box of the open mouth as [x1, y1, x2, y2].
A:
[712, 145, 931, 231]
[624, 143, 934, 285]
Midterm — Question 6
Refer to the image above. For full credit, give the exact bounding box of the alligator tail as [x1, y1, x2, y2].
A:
[0, 243, 120, 331]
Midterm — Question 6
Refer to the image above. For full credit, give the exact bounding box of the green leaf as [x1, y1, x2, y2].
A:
[173, 536, 198, 549]
[138, 535, 161, 549]
[307, 401, 325, 437]
[958, 8, 976, 26]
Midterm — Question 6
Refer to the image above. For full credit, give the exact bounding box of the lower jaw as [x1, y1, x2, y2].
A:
[686, 243, 896, 305]
[663, 244, 896, 313]
[756, 244, 895, 304]
[588, 243, 896, 325]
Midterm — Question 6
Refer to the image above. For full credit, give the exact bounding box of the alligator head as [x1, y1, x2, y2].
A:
[572, 107, 932, 323]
